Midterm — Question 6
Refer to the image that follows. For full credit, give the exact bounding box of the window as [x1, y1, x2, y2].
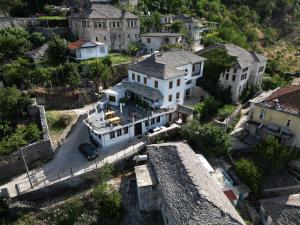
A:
[124, 127, 128, 134]
[145, 120, 149, 127]
[186, 80, 192, 85]
[234, 68, 237, 73]
[96, 36, 99, 41]
[117, 22, 120, 27]
[176, 92, 180, 100]
[132, 73, 135, 80]
[100, 47, 105, 53]
[128, 34, 130, 39]
[128, 21, 130, 27]
[109, 95, 116, 103]
[154, 80, 158, 88]
[94, 22, 97, 28]
[192, 65, 195, 72]
[177, 79, 181, 86]
[117, 129, 122, 137]
[239, 86, 241, 93]
[259, 109, 266, 119]
[144, 77, 147, 85]
[241, 73, 248, 80]
[137, 75, 140, 82]
[103, 22, 106, 28]
[109, 22, 112, 28]
[119, 34, 121, 39]
[225, 74, 229, 80]
[147, 38, 151, 43]
[135, 34, 138, 38]
[169, 81, 173, 89]
[134, 21, 137, 26]
[287, 120, 291, 127]
[110, 132, 115, 139]
[156, 116, 160, 123]
[259, 66, 265, 73]
[151, 118, 155, 125]
[242, 67, 249, 72]
[169, 95, 172, 102]
[104, 36, 107, 41]
[113, 22, 115, 28]
[228, 86, 232, 91]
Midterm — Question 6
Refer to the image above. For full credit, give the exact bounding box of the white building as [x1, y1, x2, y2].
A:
[84, 50, 205, 148]
[141, 33, 182, 53]
[68, 40, 108, 60]
[160, 15, 211, 52]
[197, 43, 267, 102]
[68, 3, 140, 51]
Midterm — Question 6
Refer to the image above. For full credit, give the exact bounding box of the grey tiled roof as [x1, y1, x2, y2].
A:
[147, 142, 245, 225]
[129, 50, 206, 80]
[197, 43, 267, 68]
[260, 194, 300, 225]
[127, 82, 163, 100]
[70, 3, 138, 19]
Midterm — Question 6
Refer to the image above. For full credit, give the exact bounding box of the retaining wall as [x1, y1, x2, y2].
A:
[0, 105, 54, 183]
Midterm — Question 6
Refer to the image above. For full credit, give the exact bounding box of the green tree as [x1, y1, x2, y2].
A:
[30, 32, 46, 47]
[256, 136, 300, 173]
[181, 120, 231, 158]
[2, 57, 32, 88]
[235, 159, 262, 197]
[194, 96, 220, 121]
[46, 35, 68, 65]
[93, 183, 122, 220]
[0, 87, 32, 122]
[128, 41, 144, 56]
[0, 27, 31, 60]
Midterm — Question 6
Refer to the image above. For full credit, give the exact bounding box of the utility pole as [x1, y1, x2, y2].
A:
[19, 147, 33, 189]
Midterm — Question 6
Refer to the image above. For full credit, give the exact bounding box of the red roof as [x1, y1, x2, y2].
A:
[224, 190, 237, 201]
[68, 40, 89, 50]
[263, 85, 300, 114]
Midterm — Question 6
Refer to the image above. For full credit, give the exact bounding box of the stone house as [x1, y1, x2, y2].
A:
[135, 142, 246, 225]
[246, 85, 300, 147]
[68, 3, 140, 51]
[197, 43, 267, 102]
[259, 194, 300, 225]
[141, 33, 182, 53]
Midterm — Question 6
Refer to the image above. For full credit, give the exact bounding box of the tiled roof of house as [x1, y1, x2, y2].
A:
[260, 194, 300, 225]
[70, 3, 138, 19]
[260, 85, 300, 114]
[129, 50, 206, 80]
[68, 40, 105, 50]
[197, 43, 267, 68]
[147, 142, 245, 225]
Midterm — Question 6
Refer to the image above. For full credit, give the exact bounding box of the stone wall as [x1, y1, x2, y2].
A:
[33, 27, 73, 39]
[0, 105, 54, 183]
[214, 105, 242, 130]
[0, 17, 37, 29]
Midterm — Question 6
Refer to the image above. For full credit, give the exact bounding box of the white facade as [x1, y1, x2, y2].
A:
[219, 63, 266, 102]
[128, 61, 204, 107]
[70, 41, 109, 60]
[141, 33, 182, 53]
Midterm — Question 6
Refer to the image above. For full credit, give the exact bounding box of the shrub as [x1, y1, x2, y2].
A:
[93, 183, 122, 219]
[182, 120, 231, 158]
[235, 159, 262, 197]
[217, 104, 236, 121]
[194, 96, 220, 121]
[53, 199, 84, 225]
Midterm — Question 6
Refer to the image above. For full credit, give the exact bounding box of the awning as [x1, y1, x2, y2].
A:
[127, 82, 163, 101]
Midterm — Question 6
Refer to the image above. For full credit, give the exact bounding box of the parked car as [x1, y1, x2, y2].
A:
[79, 143, 98, 161]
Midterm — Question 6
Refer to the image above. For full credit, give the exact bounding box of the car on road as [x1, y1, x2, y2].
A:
[79, 143, 98, 161]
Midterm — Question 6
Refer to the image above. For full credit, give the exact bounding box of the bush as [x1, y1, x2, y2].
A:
[92, 183, 122, 220]
[182, 120, 231, 158]
[235, 159, 262, 197]
[128, 41, 144, 56]
[194, 96, 220, 121]
[30, 32, 45, 47]
[0, 197, 9, 219]
[217, 104, 236, 121]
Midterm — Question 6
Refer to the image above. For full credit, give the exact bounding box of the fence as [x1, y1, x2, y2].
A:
[13, 137, 148, 199]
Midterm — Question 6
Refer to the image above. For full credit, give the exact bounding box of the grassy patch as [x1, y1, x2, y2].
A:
[217, 104, 237, 121]
[38, 16, 67, 20]
[46, 111, 76, 141]
[110, 53, 133, 65]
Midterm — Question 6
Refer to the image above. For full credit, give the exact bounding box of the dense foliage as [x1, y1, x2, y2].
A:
[235, 159, 263, 197]
[182, 120, 231, 158]
[255, 136, 300, 173]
